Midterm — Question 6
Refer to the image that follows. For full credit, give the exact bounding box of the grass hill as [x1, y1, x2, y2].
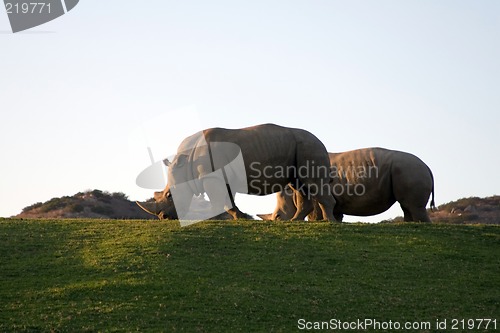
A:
[17, 189, 154, 219]
[0, 219, 498, 331]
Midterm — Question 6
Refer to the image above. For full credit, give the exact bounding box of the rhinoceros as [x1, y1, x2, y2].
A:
[136, 124, 336, 221]
[257, 148, 435, 222]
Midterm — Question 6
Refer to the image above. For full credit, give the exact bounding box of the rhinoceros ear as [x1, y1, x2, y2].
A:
[154, 191, 164, 201]
[163, 158, 171, 166]
[174, 154, 188, 167]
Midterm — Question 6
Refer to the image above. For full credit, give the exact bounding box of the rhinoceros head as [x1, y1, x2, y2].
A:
[136, 153, 196, 220]
[136, 186, 179, 220]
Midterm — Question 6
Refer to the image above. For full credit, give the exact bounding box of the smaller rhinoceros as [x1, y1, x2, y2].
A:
[258, 148, 435, 222]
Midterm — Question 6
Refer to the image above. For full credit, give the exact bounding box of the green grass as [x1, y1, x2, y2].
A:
[0, 219, 498, 332]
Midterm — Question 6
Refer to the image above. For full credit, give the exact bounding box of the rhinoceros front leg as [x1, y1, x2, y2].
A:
[290, 185, 336, 221]
[290, 191, 314, 220]
[314, 192, 336, 221]
[203, 176, 246, 220]
[223, 184, 249, 219]
[291, 190, 337, 221]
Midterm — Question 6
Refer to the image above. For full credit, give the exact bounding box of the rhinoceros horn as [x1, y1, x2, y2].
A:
[257, 213, 273, 221]
[136, 201, 157, 217]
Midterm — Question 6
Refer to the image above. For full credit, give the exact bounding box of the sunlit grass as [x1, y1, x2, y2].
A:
[0, 219, 498, 332]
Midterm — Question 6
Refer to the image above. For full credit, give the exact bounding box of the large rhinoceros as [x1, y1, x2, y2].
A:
[136, 124, 336, 221]
[258, 148, 435, 222]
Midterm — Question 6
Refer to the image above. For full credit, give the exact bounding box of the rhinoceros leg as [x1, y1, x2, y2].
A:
[202, 177, 248, 220]
[292, 190, 335, 221]
[222, 184, 250, 219]
[291, 191, 313, 220]
[401, 205, 413, 222]
[408, 207, 431, 222]
[311, 190, 336, 221]
[203, 177, 232, 218]
[401, 204, 431, 222]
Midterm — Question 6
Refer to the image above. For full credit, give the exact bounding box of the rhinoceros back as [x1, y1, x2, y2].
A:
[202, 124, 331, 196]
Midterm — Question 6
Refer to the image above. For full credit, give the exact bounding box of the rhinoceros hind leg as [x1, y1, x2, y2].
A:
[401, 204, 431, 222]
[409, 207, 431, 222]
[401, 205, 413, 222]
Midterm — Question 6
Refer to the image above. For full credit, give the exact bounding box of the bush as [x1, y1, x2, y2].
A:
[90, 190, 105, 199]
[466, 213, 480, 221]
[438, 196, 481, 211]
[22, 202, 43, 213]
[40, 197, 72, 213]
[111, 192, 128, 200]
[69, 204, 84, 213]
[91, 205, 114, 215]
[99, 196, 112, 204]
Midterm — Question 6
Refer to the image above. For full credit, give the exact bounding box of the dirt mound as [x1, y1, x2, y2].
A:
[17, 190, 154, 219]
[429, 196, 500, 224]
[16, 190, 245, 220]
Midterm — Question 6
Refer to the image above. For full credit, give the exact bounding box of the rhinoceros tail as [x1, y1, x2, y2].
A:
[429, 167, 436, 211]
[430, 186, 436, 211]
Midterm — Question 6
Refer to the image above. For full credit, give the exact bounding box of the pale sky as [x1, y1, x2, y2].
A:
[1, 1, 499, 221]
